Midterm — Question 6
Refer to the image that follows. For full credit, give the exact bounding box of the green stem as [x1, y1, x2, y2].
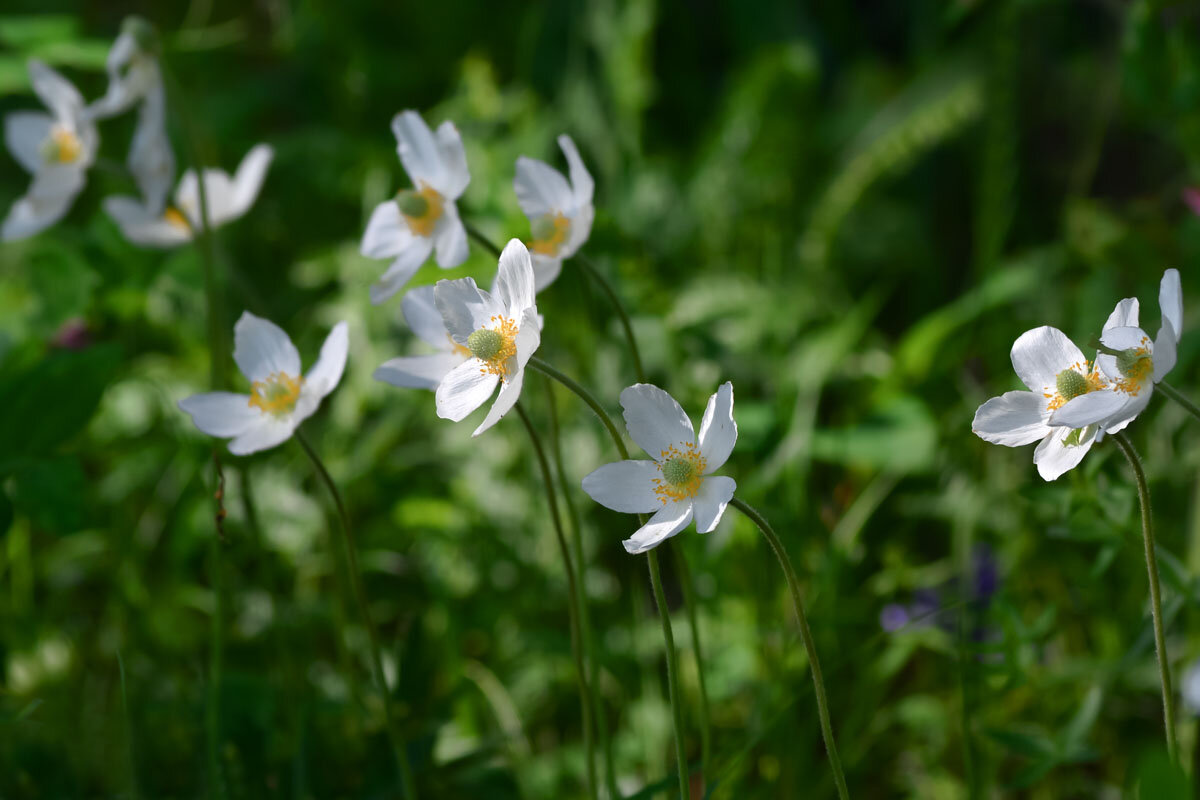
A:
[528, 357, 628, 458]
[295, 428, 418, 799]
[1158, 382, 1200, 423]
[729, 497, 850, 800]
[671, 541, 711, 781]
[117, 649, 140, 800]
[647, 550, 691, 799]
[1111, 431, 1177, 762]
[574, 255, 646, 383]
[206, 453, 227, 800]
[514, 403, 598, 800]
[464, 221, 503, 258]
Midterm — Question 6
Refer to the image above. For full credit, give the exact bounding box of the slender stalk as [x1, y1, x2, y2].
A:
[514, 403, 598, 800]
[295, 428, 418, 799]
[117, 649, 140, 800]
[647, 550, 691, 799]
[1111, 431, 1177, 761]
[671, 541, 711, 780]
[574, 255, 646, 383]
[464, 221, 502, 258]
[528, 357, 628, 458]
[207, 454, 227, 800]
[729, 497, 850, 800]
[544, 378, 618, 799]
[1158, 382, 1200, 423]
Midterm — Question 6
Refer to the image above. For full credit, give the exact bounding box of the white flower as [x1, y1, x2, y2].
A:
[179, 312, 348, 455]
[88, 23, 163, 120]
[3, 60, 98, 241]
[1183, 658, 1200, 715]
[104, 144, 274, 248]
[431, 239, 540, 436]
[1051, 269, 1183, 433]
[582, 382, 737, 554]
[360, 110, 470, 304]
[513, 134, 594, 291]
[373, 285, 472, 390]
[971, 309, 1136, 481]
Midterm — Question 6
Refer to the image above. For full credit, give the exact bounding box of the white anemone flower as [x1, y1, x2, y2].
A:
[179, 312, 348, 455]
[582, 382, 737, 554]
[104, 144, 275, 248]
[360, 110, 470, 304]
[971, 303, 1138, 480]
[431, 239, 540, 436]
[513, 134, 594, 291]
[1051, 269, 1183, 433]
[3, 60, 98, 241]
[373, 285, 472, 390]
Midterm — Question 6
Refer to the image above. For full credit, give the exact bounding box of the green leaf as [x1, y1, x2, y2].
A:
[1133, 749, 1191, 800]
[10, 457, 87, 534]
[0, 15, 79, 49]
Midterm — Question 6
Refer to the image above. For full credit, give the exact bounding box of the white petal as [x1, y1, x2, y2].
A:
[374, 353, 464, 390]
[228, 144, 274, 219]
[178, 391, 261, 437]
[622, 501, 694, 555]
[392, 110, 447, 192]
[228, 417, 297, 456]
[1, 168, 84, 241]
[1154, 320, 1177, 382]
[28, 60, 84, 122]
[104, 196, 191, 248]
[692, 475, 736, 533]
[361, 200, 416, 258]
[175, 167, 238, 229]
[434, 120, 470, 199]
[971, 391, 1049, 446]
[513, 308, 541, 370]
[513, 155, 573, 219]
[5, 111, 53, 173]
[1160, 269, 1183, 344]
[127, 85, 175, 215]
[473, 363, 525, 436]
[305, 321, 349, 400]
[531, 254, 563, 291]
[233, 312, 302, 383]
[401, 285, 453, 348]
[435, 359, 499, 422]
[619, 383, 695, 458]
[494, 239, 536, 316]
[1010, 326, 1085, 394]
[558, 134, 594, 207]
[1099, 325, 1152, 353]
[1049, 389, 1130, 429]
[1033, 427, 1095, 482]
[697, 382, 736, 471]
[433, 204, 468, 268]
[581, 460, 662, 513]
[434, 277, 489, 343]
[1104, 298, 1139, 331]
[561, 203, 594, 259]
[370, 237, 433, 305]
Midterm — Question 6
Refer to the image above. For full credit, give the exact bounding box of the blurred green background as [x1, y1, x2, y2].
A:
[2, 0, 1200, 797]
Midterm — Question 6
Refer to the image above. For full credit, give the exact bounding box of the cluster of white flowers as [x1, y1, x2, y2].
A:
[3, 22, 273, 245]
[972, 269, 1183, 480]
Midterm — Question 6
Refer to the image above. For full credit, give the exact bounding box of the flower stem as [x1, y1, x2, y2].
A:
[671, 541, 711, 780]
[574, 255, 646, 383]
[647, 549, 692, 799]
[514, 403, 599, 800]
[295, 428, 418, 799]
[464, 220, 502, 258]
[1158, 382, 1200, 423]
[729, 496, 850, 800]
[528, 357, 629, 458]
[1111, 431, 1177, 762]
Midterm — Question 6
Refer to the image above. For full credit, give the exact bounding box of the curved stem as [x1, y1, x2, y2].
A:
[528, 357, 629, 458]
[295, 428, 418, 799]
[647, 550, 691, 799]
[464, 221, 503, 258]
[671, 541, 711, 780]
[1158, 382, 1200, 423]
[729, 497, 850, 800]
[1111, 431, 1177, 762]
[574, 255, 646, 383]
[514, 403, 599, 800]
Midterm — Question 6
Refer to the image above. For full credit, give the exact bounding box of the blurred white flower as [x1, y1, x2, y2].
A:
[431, 239, 540, 436]
[1182, 658, 1200, 715]
[374, 285, 472, 390]
[104, 144, 274, 247]
[179, 312, 348, 455]
[582, 382, 737, 554]
[514, 134, 594, 291]
[2, 60, 98, 240]
[360, 110, 470, 304]
[1051, 269, 1183, 433]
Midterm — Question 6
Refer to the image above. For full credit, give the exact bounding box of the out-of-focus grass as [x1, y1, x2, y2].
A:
[1, 0, 1199, 797]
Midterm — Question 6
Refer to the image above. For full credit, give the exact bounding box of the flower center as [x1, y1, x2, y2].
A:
[468, 316, 519, 378]
[1113, 340, 1153, 395]
[1044, 361, 1105, 411]
[396, 182, 444, 237]
[247, 371, 303, 416]
[528, 212, 570, 256]
[652, 443, 707, 503]
[163, 206, 191, 231]
[41, 126, 83, 165]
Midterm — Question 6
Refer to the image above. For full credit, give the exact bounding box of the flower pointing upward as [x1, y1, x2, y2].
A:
[583, 382, 737, 554]
[514, 134, 594, 291]
[179, 313, 348, 455]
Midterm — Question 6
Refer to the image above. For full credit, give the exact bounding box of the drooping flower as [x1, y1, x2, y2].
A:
[104, 144, 274, 247]
[971, 305, 1136, 480]
[360, 110, 470, 304]
[513, 134, 594, 291]
[582, 382, 737, 554]
[2, 61, 98, 241]
[179, 312, 348, 455]
[1050, 269, 1183, 434]
[430, 239, 540, 436]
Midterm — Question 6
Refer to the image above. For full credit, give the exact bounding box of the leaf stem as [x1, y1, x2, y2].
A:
[729, 496, 850, 800]
[574, 255, 646, 383]
[1158, 382, 1200, 423]
[647, 549, 692, 799]
[295, 428, 418, 798]
[671, 541, 711, 782]
[1111, 431, 1177, 762]
[464, 220, 503, 258]
[527, 357, 628, 458]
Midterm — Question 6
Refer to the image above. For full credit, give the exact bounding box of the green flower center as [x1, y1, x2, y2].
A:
[1055, 368, 1090, 401]
[467, 328, 505, 361]
[661, 456, 696, 487]
[396, 189, 430, 218]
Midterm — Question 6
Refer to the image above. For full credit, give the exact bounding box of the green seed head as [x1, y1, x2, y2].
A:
[1055, 368, 1090, 401]
[467, 328, 504, 361]
[661, 456, 696, 487]
[531, 214, 560, 242]
[1116, 348, 1151, 379]
[396, 189, 429, 218]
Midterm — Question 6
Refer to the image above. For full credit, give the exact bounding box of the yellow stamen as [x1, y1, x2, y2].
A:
[1043, 360, 1106, 411]
[448, 334, 472, 358]
[43, 126, 83, 165]
[247, 371, 303, 416]
[528, 212, 570, 256]
[398, 182, 444, 237]
[163, 206, 191, 231]
[471, 316, 519, 379]
[1113, 337, 1154, 396]
[652, 443, 707, 503]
